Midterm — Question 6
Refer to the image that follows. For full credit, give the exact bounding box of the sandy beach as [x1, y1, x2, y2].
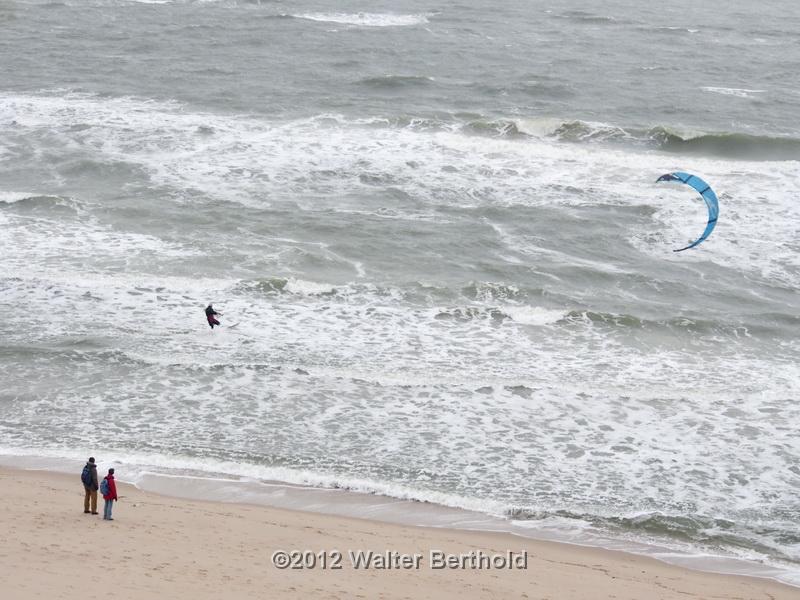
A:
[0, 467, 796, 600]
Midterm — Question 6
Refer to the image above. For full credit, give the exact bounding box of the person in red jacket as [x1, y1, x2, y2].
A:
[101, 468, 118, 521]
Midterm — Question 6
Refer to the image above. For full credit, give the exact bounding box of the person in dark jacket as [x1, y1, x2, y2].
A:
[82, 457, 99, 515]
[102, 468, 118, 521]
[205, 304, 221, 329]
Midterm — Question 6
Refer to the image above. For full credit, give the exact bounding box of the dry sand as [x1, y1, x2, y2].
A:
[0, 467, 796, 600]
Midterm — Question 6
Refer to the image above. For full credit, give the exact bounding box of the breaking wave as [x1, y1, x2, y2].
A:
[649, 127, 800, 161]
[493, 118, 800, 161]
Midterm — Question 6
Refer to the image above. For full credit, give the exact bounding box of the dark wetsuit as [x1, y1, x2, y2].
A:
[205, 305, 221, 329]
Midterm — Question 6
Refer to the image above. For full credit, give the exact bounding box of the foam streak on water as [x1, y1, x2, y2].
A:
[291, 13, 430, 27]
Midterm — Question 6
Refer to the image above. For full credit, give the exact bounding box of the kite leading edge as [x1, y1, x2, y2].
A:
[656, 171, 719, 252]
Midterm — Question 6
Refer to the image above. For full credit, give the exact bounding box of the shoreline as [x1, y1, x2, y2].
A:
[1, 450, 797, 587]
[1, 462, 798, 599]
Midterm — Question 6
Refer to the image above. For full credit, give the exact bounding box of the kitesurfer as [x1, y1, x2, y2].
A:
[205, 304, 221, 329]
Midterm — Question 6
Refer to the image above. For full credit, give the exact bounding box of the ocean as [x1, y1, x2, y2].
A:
[1, 0, 799, 585]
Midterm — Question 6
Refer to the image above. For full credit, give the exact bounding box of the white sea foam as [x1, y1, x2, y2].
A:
[511, 117, 566, 138]
[0, 204, 198, 275]
[499, 305, 567, 325]
[0, 191, 37, 203]
[291, 13, 430, 28]
[283, 277, 337, 296]
[701, 86, 767, 98]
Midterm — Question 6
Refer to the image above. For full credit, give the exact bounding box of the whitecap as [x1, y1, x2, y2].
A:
[291, 12, 430, 27]
[701, 86, 766, 98]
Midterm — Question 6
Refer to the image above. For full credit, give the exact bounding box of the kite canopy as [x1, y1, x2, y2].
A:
[656, 172, 719, 252]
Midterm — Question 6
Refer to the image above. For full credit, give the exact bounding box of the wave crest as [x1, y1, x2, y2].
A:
[291, 12, 429, 27]
[508, 118, 800, 161]
[648, 126, 800, 161]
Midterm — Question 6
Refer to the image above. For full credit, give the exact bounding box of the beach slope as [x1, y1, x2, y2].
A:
[0, 468, 795, 600]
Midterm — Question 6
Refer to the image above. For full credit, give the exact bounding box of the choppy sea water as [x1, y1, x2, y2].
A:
[1, 0, 799, 585]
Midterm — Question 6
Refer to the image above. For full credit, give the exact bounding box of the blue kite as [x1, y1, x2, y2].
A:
[656, 172, 719, 252]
